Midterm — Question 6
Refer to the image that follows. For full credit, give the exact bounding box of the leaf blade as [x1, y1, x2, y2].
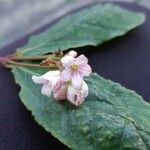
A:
[12, 67, 150, 150]
[16, 3, 145, 56]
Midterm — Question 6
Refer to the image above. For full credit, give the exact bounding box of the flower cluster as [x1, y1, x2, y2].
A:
[32, 51, 92, 106]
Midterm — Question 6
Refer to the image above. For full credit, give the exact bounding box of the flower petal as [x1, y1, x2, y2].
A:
[42, 71, 60, 81]
[32, 71, 60, 84]
[81, 81, 89, 99]
[54, 85, 67, 101]
[53, 78, 64, 93]
[79, 64, 92, 77]
[68, 50, 77, 58]
[67, 81, 89, 106]
[75, 54, 88, 65]
[41, 82, 52, 97]
[50, 76, 60, 88]
[72, 73, 83, 90]
[32, 71, 61, 97]
[32, 75, 47, 84]
[61, 55, 75, 67]
[67, 85, 79, 106]
[67, 85, 84, 106]
[61, 68, 72, 81]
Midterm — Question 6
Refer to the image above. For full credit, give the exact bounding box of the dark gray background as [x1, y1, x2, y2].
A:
[0, 2, 150, 150]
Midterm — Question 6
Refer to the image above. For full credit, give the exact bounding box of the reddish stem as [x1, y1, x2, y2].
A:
[0, 56, 9, 64]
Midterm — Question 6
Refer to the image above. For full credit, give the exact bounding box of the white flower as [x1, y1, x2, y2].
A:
[32, 71, 60, 97]
[67, 81, 89, 106]
[67, 50, 77, 57]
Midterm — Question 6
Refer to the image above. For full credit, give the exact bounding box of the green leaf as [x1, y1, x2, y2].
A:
[12, 67, 150, 150]
[16, 3, 145, 56]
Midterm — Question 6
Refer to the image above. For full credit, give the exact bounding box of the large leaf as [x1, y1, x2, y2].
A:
[12, 67, 150, 150]
[16, 3, 145, 56]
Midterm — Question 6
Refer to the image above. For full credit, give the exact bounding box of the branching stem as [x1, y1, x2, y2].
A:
[7, 60, 52, 68]
[0, 54, 59, 69]
[10, 54, 54, 61]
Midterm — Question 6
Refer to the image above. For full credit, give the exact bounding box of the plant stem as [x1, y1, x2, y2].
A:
[0, 54, 61, 69]
[0, 57, 56, 69]
[10, 54, 54, 61]
[6, 60, 55, 68]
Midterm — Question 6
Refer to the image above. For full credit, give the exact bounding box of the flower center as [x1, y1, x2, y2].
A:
[70, 64, 78, 71]
[66, 80, 71, 85]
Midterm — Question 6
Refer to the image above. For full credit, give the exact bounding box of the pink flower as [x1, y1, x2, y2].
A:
[60, 50, 77, 68]
[32, 71, 60, 97]
[61, 54, 92, 90]
[31, 50, 91, 106]
[53, 79, 89, 106]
